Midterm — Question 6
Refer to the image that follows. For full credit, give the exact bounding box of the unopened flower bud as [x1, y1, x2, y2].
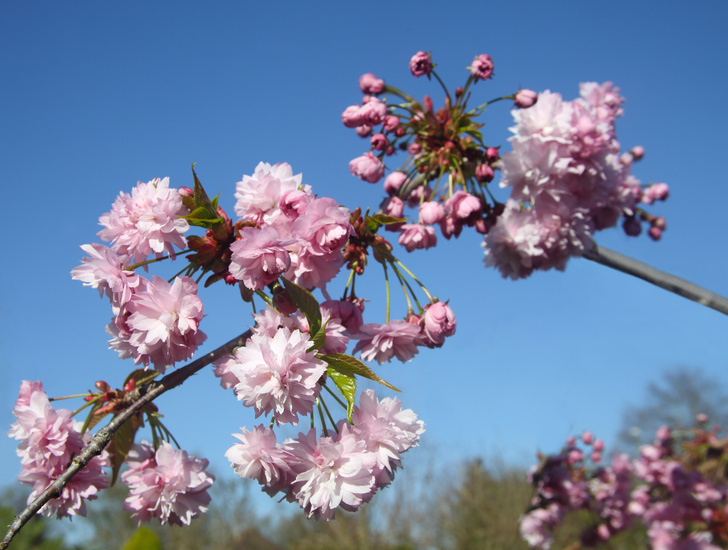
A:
[475, 164, 495, 183]
[567, 448, 584, 465]
[178, 186, 193, 197]
[383, 115, 400, 132]
[593, 438, 605, 452]
[95, 380, 110, 392]
[485, 147, 500, 162]
[590, 451, 602, 463]
[273, 289, 297, 315]
[620, 152, 634, 166]
[469, 54, 494, 81]
[514, 89, 538, 108]
[371, 133, 388, 151]
[582, 431, 594, 445]
[696, 413, 709, 423]
[630, 145, 645, 160]
[653, 217, 667, 230]
[359, 73, 385, 94]
[409, 51, 433, 77]
[408, 142, 422, 155]
[384, 171, 408, 195]
[622, 216, 642, 237]
[648, 226, 662, 241]
[356, 125, 372, 138]
[566, 436, 576, 447]
[423, 301, 456, 347]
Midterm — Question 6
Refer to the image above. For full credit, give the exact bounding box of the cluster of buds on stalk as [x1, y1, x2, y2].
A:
[344, 52, 670, 279]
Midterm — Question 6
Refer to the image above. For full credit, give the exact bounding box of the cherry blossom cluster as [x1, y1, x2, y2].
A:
[13, 160, 450, 528]
[8, 381, 109, 518]
[520, 421, 728, 549]
[343, 52, 668, 278]
[224, 390, 424, 520]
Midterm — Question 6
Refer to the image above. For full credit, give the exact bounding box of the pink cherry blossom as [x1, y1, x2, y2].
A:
[121, 441, 215, 526]
[11, 382, 109, 519]
[71, 244, 142, 310]
[348, 390, 425, 485]
[469, 54, 494, 81]
[418, 201, 446, 225]
[422, 301, 456, 347]
[398, 223, 437, 251]
[112, 275, 206, 372]
[97, 177, 189, 264]
[225, 425, 294, 495]
[353, 320, 424, 364]
[409, 51, 433, 77]
[286, 428, 376, 520]
[349, 152, 385, 183]
[234, 162, 311, 227]
[358, 97, 388, 126]
[227, 327, 327, 425]
[229, 227, 294, 291]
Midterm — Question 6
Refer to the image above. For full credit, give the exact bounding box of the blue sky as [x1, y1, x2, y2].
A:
[2, 0, 727, 521]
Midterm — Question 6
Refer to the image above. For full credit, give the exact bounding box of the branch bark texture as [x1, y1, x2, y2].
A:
[584, 244, 728, 316]
[1, 330, 251, 550]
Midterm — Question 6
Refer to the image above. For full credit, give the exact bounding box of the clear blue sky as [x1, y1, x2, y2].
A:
[2, 0, 727, 521]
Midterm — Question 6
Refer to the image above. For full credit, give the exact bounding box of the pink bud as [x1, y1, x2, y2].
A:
[423, 301, 456, 347]
[622, 216, 642, 237]
[475, 164, 495, 183]
[383, 115, 400, 132]
[273, 290, 297, 315]
[593, 438, 605, 452]
[359, 73, 385, 94]
[651, 182, 670, 201]
[514, 89, 538, 108]
[485, 147, 500, 162]
[648, 226, 662, 241]
[409, 51, 433, 77]
[590, 451, 602, 463]
[419, 201, 446, 225]
[656, 425, 670, 440]
[567, 448, 584, 465]
[384, 171, 408, 195]
[407, 142, 422, 155]
[566, 436, 576, 448]
[581, 431, 594, 445]
[620, 152, 634, 166]
[356, 125, 372, 138]
[653, 217, 667, 230]
[342, 105, 363, 128]
[371, 133, 388, 151]
[178, 186, 193, 197]
[630, 145, 645, 160]
[696, 413, 709, 423]
[469, 54, 494, 82]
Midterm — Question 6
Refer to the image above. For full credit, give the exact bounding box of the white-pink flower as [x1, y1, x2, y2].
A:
[71, 243, 142, 311]
[121, 441, 215, 526]
[349, 152, 385, 184]
[398, 223, 437, 252]
[229, 227, 294, 290]
[98, 177, 189, 264]
[348, 390, 425, 485]
[234, 162, 311, 227]
[228, 327, 327, 425]
[286, 428, 376, 520]
[112, 275, 206, 372]
[422, 301, 456, 347]
[225, 425, 294, 495]
[11, 381, 109, 519]
[353, 320, 424, 364]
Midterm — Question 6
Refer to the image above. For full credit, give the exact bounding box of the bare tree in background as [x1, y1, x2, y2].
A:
[616, 367, 728, 454]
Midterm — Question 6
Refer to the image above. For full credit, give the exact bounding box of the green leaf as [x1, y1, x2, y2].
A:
[367, 213, 408, 230]
[80, 400, 104, 434]
[191, 164, 212, 206]
[310, 321, 327, 351]
[281, 278, 322, 335]
[322, 353, 400, 392]
[327, 369, 356, 423]
[108, 416, 139, 486]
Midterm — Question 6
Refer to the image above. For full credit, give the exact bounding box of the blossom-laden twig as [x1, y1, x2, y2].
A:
[1, 330, 251, 550]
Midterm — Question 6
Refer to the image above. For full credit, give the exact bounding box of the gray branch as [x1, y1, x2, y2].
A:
[583, 244, 728, 316]
[1, 330, 251, 550]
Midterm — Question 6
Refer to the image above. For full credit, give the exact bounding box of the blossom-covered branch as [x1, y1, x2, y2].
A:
[1, 329, 250, 550]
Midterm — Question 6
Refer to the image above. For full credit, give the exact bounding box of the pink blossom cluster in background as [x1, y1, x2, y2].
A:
[225, 390, 424, 520]
[520, 422, 728, 549]
[8, 381, 110, 518]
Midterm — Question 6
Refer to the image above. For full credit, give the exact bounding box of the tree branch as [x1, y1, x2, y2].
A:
[584, 244, 728, 316]
[1, 329, 251, 550]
